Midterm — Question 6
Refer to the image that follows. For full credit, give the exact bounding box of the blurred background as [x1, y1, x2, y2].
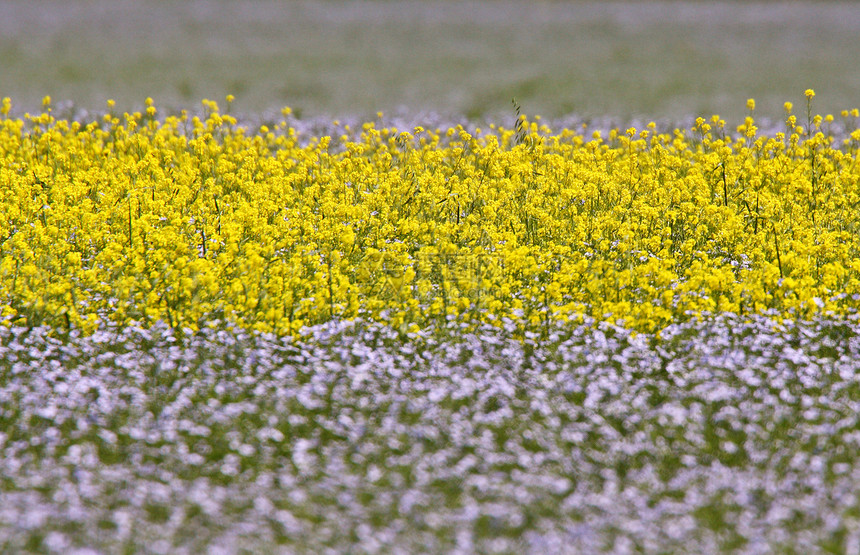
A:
[1, 0, 858, 125]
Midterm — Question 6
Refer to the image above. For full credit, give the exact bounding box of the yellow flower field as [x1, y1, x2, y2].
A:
[2, 95, 859, 336]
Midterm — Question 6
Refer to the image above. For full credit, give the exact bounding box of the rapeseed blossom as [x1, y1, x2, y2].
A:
[1, 96, 859, 336]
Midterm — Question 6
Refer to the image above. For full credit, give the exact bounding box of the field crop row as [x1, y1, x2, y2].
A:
[2, 95, 860, 337]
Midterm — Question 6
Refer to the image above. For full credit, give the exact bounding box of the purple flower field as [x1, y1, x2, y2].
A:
[2, 314, 859, 553]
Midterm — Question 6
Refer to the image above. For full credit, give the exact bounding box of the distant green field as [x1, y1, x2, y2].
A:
[2, 1, 859, 124]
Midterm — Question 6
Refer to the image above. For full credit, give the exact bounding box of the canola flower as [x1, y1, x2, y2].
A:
[1, 96, 860, 336]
